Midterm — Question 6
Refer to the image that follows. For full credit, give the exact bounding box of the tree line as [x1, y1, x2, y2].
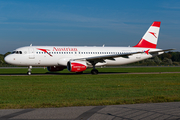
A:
[1, 52, 180, 67]
[128, 52, 180, 66]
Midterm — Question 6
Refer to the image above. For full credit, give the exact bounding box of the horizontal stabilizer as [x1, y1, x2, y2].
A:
[149, 49, 175, 53]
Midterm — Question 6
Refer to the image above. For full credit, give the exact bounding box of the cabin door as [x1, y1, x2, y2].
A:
[29, 48, 35, 59]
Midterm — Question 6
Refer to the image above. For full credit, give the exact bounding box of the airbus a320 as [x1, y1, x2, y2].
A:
[4, 21, 173, 75]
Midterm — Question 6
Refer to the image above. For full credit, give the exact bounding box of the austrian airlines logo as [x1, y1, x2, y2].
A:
[149, 32, 157, 38]
[37, 48, 52, 57]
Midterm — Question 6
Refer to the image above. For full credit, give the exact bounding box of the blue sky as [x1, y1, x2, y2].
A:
[0, 0, 180, 54]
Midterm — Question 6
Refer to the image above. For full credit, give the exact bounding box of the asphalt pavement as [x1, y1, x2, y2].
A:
[0, 102, 180, 120]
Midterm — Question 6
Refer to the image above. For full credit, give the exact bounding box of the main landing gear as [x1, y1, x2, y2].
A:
[27, 66, 32, 75]
[91, 63, 98, 75]
[91, 69, 98, 75]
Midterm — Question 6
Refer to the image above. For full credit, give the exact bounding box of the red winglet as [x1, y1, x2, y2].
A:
[144, 49, 150, 55]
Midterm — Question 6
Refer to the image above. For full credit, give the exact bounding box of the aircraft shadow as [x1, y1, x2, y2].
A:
[0, 72, 128, 76]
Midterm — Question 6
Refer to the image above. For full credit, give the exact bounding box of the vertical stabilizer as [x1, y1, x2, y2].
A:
[134, 21, 161, 48]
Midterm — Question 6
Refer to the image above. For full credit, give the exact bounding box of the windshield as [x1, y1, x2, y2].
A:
[12, 51, 22, 54]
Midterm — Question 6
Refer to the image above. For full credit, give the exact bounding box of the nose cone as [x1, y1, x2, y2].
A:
[4, 55, 14, 65]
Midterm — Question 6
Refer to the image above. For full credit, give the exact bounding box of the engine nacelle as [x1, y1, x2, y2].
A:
[47, 66, 66, 72]
[67, 61, 87, 72]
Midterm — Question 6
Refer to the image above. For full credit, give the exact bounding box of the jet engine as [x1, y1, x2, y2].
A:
[67, 61, 87, 72]
[47, 66, 66, 71]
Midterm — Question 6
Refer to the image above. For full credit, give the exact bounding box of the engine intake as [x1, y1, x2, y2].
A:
[67, 61, 87, 72]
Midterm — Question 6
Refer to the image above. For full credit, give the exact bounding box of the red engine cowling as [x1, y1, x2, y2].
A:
[67, 61, 87, 72]
[47, 66, 66, 71]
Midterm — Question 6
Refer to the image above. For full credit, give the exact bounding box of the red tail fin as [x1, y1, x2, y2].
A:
[134, 21, 161, 48]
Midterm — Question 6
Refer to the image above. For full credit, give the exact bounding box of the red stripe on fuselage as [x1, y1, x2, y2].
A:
[37, 48, 52, 57]
[133, 39, 156, 48]
[37, 48, 48, 53]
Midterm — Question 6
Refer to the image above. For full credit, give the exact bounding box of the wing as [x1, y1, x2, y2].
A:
[72, 51, 143, 63]
[72, 49, 175, 64]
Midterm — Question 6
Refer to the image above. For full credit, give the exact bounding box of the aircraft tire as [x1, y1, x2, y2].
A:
[27, 71, 31, 75]
[91, 69, 98, 75]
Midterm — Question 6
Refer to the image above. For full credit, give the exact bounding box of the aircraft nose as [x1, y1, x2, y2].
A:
[4, 55, 13, 64]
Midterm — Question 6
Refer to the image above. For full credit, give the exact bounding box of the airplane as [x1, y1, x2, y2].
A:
[4, 21, 174, 75]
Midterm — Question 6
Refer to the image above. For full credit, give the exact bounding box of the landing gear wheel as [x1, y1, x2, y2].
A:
[27, 71, 31, 75]
[91, 69, 98, 75]
[27, 66, 32, 75]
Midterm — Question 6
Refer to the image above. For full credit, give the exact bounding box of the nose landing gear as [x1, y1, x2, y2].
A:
[27, 66, 32, 75]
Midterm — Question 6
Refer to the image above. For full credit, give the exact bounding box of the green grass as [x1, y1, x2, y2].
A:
[0, 66, 180, 74]
[0, 71, 180, 109]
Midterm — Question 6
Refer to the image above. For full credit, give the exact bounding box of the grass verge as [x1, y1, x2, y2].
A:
[0, 73, 180, 109]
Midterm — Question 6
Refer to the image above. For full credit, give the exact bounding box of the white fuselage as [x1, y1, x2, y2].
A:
[5, 46, 163, 67]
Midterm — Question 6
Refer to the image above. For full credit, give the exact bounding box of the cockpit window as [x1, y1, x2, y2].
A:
[12, 51, 22, 54]
[12, 51, 16, 54]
